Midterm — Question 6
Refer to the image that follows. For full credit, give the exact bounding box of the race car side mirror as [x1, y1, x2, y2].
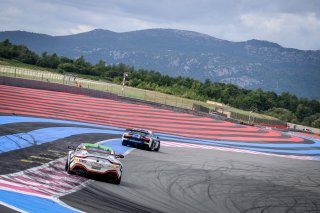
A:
[116, 154, 124, 159]
[68, 145, 75, 150]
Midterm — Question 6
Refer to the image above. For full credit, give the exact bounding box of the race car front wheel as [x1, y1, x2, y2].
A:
[65, 161, 68, 171]
[65, 160, 73, 174]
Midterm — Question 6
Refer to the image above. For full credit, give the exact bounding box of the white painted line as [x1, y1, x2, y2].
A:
[54, 198, 84, 213]
[123, 148, 135, 156]
[161, 141, 319, 161]
[0, 138, 135, 212]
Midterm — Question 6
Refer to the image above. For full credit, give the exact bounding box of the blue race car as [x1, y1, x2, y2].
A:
[122, 128, 160, 151]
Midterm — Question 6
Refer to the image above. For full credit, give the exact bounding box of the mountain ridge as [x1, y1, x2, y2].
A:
[0, 28, 319, 99]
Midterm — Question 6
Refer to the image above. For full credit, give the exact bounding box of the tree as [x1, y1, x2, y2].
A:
[58, 63, 77, 73]
[16, 45, 38, 64]
[312, 118, 320, 128]
[36, 52, 60, 68]
[266, 108, 297, 122]
[278, 92, 299, 112]
[93, 60, 107, 76]
[295, 104, 312, 121]
[60, 56, 73, 64]
[303, 113, 320, 127]
[74, 56, 93, 75]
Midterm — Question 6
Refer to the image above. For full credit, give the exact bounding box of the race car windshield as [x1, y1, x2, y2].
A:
[129, 130, 150, 136]
[86, 147, 112, 155]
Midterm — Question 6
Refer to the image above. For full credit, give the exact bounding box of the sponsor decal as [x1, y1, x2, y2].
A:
[133, 134, 141, 139]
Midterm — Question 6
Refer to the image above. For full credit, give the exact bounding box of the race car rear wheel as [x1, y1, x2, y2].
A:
[122, 140, 127, 146]
[154, 142, 160, 152]
[148, 141, 155, 151]
[113, 176, 121, 185]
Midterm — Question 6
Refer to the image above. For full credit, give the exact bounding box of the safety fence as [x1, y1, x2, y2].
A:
[193, 102, 286, 127]
[287, 123, 320, 135]
[0, 65, 284, 126]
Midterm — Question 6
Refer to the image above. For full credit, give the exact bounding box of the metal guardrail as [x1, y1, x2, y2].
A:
[287, 123, 320, 135]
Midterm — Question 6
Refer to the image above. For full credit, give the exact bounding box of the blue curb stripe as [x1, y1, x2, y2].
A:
[0, 190, 79, 213]
[0, 127, 123, 153]
[0, 116, 124, 131]
[1, 115, 319, 156]
[99, 138, 132, 154]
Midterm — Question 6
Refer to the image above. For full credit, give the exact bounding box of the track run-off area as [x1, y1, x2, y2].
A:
[0, 84, 320, 213]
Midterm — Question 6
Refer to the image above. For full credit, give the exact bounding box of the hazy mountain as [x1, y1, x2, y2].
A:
[1, 29, 319, 99]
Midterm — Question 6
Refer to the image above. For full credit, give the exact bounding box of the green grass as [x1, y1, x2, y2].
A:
[0, 60, 282, 125]
[0, 58, 58, 72]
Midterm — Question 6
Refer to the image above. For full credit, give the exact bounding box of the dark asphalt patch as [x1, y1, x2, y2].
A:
[60, 185, 161, 213]
[0, 133, 119, 175]
[0, 205, 19, 213]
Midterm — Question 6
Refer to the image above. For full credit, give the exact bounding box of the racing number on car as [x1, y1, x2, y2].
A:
[92, 162, 103, 170]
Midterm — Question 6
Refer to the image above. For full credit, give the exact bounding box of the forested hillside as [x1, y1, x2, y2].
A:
[1, 39, 319, 128]
[1, 29, 320, 99]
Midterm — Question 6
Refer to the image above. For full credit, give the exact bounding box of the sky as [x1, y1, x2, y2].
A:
[0, 0, 319, 50]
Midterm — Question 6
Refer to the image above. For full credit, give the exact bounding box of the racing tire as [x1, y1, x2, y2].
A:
[148, 141, 155, 151]
[113, 176, 121, 185]
[122, 140, 127, 146]
[65, 161, 68, 171]
[67, 167, 74, 175]
[65, 160, 73, 175]
[154, 142, 160, 152]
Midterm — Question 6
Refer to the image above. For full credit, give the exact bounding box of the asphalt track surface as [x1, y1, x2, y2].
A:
[62, 147, 320, 213]
[1, 85, 320, 213]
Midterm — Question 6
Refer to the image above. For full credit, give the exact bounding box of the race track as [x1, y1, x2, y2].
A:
[0, 85, 320, 213]
[61, 147, 320, 213]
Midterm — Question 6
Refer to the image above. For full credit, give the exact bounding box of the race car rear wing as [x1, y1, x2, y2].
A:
[125, 128, 152, 135]
[68, 145, 124, 158]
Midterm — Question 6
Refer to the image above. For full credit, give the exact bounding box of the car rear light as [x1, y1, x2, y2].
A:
[124, 133, 131, 138]
[111, 165, 120, 169]
[108, 159, 121, 165]
[142, 137, 150, 141]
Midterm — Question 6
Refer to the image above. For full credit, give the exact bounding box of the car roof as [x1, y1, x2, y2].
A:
[81, 143, 113, 152]
[129, 128, 152, 135]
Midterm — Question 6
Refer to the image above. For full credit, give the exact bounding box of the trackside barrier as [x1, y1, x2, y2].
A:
[287, 123, 320, 135]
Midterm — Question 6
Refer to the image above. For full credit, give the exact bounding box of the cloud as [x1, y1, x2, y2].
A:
[238, 12, 320, 49]
[0, 0, 320, 50]
[70, 25, 94, 34]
